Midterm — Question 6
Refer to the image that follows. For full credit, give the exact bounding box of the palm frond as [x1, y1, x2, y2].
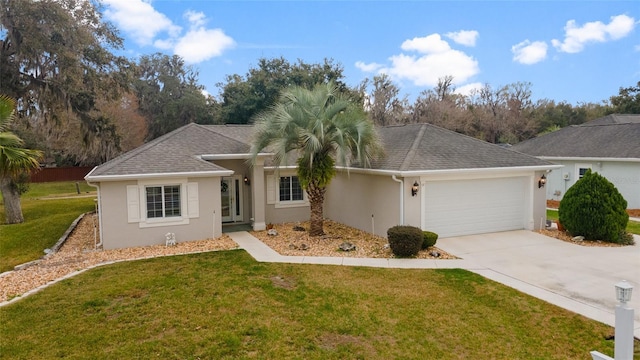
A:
[0, 94, 43, 177]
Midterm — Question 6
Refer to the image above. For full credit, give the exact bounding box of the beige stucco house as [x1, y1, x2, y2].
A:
[85, 123, 558, 249]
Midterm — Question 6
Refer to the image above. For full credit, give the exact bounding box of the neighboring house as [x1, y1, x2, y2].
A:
[512, 114, 640, 209]
[85, 123, 558, 249]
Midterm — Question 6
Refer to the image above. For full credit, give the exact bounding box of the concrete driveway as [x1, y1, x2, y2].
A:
[436, 230, 640, 337]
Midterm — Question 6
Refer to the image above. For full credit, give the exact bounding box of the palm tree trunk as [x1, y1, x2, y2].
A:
[0, 176, 24, 224]
[306, 183, 326, 236]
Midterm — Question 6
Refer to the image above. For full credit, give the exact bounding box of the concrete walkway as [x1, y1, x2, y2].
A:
[227, 230, 640, 338]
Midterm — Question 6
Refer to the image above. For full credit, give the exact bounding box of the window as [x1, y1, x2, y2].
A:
[578, 168, 589, 179]
[576, 164, 592, 180]
[279, 176, 304, 202]
[146, 185, 181, 218]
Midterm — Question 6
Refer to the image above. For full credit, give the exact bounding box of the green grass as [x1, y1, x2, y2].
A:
[0, 250, 626, 359]
[0, 182, 96, 272]
[547, 209, 640, 235]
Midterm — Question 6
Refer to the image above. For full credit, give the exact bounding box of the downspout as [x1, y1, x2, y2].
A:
[85, 180, 103, 248]
[391, 175, 404, 225]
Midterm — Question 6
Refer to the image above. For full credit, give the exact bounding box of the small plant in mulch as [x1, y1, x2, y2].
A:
[387, 225, 422, 257]
[421, 231, 438, 249]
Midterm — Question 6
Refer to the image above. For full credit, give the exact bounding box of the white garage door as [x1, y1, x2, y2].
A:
[423, 177, 527, 238]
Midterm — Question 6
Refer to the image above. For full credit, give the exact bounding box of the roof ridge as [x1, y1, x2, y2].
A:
[92, 123, 197, 174]
[399, 124, 427, 171]
[579, 122, 639, 127]
[199, 124, 254, 146]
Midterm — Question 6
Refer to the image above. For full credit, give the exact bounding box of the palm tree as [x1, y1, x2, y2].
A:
[250, 83, 383, 236]
[0, 95, 43, 224]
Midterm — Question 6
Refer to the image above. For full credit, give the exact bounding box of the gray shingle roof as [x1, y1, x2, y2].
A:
[88, 123, 252, 177]
[511, 115, 640, 159]
[88, 122, 554, 179]
[371, 123, 551, 171]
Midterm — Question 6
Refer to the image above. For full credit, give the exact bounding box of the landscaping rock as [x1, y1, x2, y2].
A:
[267, 229, 278, 236]
[572, 236, 585, 242]
[338, 242, 356, 252]
[429, 251, 441, 258]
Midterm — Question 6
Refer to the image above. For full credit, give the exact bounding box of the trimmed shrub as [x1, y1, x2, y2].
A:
[387, 225, 423, 257]
[422, 231, 438, 249]
[558, 170, 629, 243]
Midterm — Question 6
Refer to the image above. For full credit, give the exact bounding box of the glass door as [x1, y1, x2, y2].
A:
[221, 176, 242, 222]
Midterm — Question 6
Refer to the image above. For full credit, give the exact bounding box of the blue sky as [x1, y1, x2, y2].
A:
[101, 1, 639, 105]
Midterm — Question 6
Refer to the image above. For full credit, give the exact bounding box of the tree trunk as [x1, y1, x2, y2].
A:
[306, 183, 326, 236]
[0, 176, 24, 224]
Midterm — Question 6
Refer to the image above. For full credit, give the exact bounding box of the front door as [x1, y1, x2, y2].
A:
[221, 176, 242, 222]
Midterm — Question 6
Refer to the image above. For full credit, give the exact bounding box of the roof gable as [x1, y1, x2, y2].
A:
[88, 124, 254, 178]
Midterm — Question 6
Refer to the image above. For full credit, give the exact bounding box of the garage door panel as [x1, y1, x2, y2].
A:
[424, 177, 527, 237]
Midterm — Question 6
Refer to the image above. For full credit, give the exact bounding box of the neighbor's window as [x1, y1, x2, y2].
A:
[146, 185, 181, 218]
[578, 167, 591, 179]
[279, 176, 304, 202]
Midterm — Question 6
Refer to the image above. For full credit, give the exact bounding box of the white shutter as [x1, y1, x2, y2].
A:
[126, 185, 140, 223]
[187, 182, 199, 218]
[266, 175, 276, 204]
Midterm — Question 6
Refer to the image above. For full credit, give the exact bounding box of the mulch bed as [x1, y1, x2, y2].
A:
[251, 220, 457, 259]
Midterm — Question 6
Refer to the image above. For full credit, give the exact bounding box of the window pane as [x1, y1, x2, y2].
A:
[164, 185, 181, 217]
[146, 187, 163, 218]
[279, 176, 291, 201]
[579, 168, 589, 178]
[291, 176, 303, 201]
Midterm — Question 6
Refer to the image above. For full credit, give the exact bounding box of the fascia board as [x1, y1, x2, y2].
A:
[334, 164, 563, 177]
[85, 170, 234, 182]
[539, 156, 640, 163]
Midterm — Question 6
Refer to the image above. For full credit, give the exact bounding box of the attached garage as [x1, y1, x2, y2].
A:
[422, 176, 529, 237]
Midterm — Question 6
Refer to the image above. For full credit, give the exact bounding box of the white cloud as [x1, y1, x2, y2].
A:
[512, 40, 548, 65]
[401, 34, 451, 54]
[454, 82, 483, 97]
[355, 61, 383, 72]
[102, 0, 180, 46]
[445, 30, 479, 47]
[381, 49, 478, 87]
[358, 34, 479, 87]
[185, 10, 207, 28]
[551, 14, 636, 53]
[102, 0, 235, 63]
[174, 28, 235, 64]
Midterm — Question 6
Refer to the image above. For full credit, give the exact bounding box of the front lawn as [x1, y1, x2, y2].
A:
[0, 250, 619, 359]
[0, 182, 96, 272]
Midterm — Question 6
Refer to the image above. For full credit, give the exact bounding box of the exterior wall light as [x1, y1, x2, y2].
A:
[411, 181, 419, 197]
[244, 176, 250, 186]
[538, 174, 546, 188]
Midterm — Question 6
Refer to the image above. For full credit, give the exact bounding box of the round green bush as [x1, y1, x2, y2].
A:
[422, 231, 438, 249]
[558, 170, 629, 243]
[387, 225, 423, 257]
